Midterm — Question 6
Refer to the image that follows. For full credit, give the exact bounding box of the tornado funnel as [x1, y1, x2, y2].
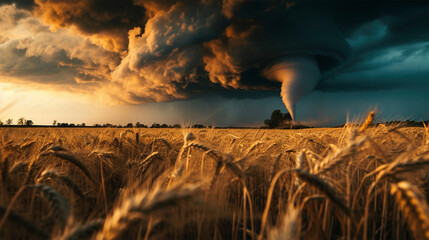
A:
[263, 55, 320, 120]
[255, 6, 352, 120]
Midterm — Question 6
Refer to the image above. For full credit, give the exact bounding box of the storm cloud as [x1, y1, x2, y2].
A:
[0, 0, 427, 118]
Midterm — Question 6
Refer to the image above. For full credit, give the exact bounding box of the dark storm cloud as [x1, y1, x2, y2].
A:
[32, 0, 147, 52]
[0, 0, 428, 104]
[1, 0, 35, 10]
[315, 2, 429, 92]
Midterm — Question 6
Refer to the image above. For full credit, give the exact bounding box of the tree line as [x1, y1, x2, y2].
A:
[1, 110, 300, 129]
[0, 118, 209, 128]
[0, 117, 33, 126]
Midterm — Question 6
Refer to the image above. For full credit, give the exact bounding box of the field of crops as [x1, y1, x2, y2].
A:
[0, 119, 428, 239]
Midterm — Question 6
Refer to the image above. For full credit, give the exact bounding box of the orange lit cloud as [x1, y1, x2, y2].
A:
[0, 4, 117, 95]
[109, 2, 224, 103]
[33, 0, 147, 52]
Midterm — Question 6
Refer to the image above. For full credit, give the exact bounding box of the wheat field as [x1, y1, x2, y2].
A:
[0, 117, 428, 239]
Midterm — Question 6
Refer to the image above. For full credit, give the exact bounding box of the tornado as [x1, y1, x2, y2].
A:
[263, 55, 320, 120]
[258, 7, 352, 121]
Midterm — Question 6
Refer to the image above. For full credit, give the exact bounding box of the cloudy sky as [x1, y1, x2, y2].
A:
[0, 0, 428, 127]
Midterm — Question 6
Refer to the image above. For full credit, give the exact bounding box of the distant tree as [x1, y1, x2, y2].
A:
[0, 120, 3, 126]
[126, 123, 133, 128]
[192, 124, 205, 128]
[6, 119, 13, 125]
[70, 123, 76, 127]
[17, 117, 25, 126]
[264, 110, 293, 128]
[172, 124, 181, 128]
[81, 123, 86, 127]
[53, 120, 57, 126]
[283, 112, 292, 121]
[136, 122, 147, 128]
[271, 110, 283, 123]
[150, 123, 161, 128]
[60, 123, 69, 127]
[103, 123, 113, 128]
[94, 124, 101, 127]
[26, 120, 34, 126]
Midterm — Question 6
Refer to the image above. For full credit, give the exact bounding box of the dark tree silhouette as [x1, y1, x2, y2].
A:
[264, 110, 293, 128]
[25, 120, 33, 126]
[17, 117, 25, 126]
[136, 122, 147, 128]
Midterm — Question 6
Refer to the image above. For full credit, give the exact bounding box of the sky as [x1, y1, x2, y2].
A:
[0, 0, 428, 127]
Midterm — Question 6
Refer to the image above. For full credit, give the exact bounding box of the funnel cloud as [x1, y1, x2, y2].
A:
[263, 56, 321, 120]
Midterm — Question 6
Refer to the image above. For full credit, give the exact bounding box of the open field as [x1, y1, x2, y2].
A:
[0, 122, 428, 239]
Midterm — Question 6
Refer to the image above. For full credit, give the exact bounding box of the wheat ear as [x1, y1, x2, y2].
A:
[296, 170, 350, 216]
[28, 184, 71, 226]
[0, 205, 49, 238]
[41, 147, 95, 184]
[391, 181, 429, 239]
[58, 219, 104, 240]
[268, 204, 301, 240]
[96, 184, 200, 240]
[359, 111, 375, 133]
[19, 140, 36, 152]
[138, 152, 160, 177]
[9, 161, 29, 175]
[37, 169, 84, 199]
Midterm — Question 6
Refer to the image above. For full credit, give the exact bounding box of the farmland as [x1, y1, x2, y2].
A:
[0, 121, 428, 239]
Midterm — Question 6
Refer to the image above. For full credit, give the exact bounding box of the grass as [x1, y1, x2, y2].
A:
[0, 116, 428, 239]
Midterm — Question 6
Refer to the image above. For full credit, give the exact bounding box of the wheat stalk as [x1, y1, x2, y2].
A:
[19, 140, 36, 152]
[390, 181, 429, 239]
[1, 152, 9, 185]
[96, 184, 200, 240]
[149, 138, 171, 151]
[296, 170, 350, 216]
[28, 184, 71, 226]
[313, 135, 367, 175]
[0, 205, 49, 238]
[58, 219, 104, 240]
[138, 151, 160, 177]
[9, 161, 29, 175]
[41, 147, 95, 184]
[37, 169, 84, 199]
[359, 111, 375, 133]
[243, 141, 264, 158]
[268, 204, 301, 240]
[373, 153, 429, 183]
